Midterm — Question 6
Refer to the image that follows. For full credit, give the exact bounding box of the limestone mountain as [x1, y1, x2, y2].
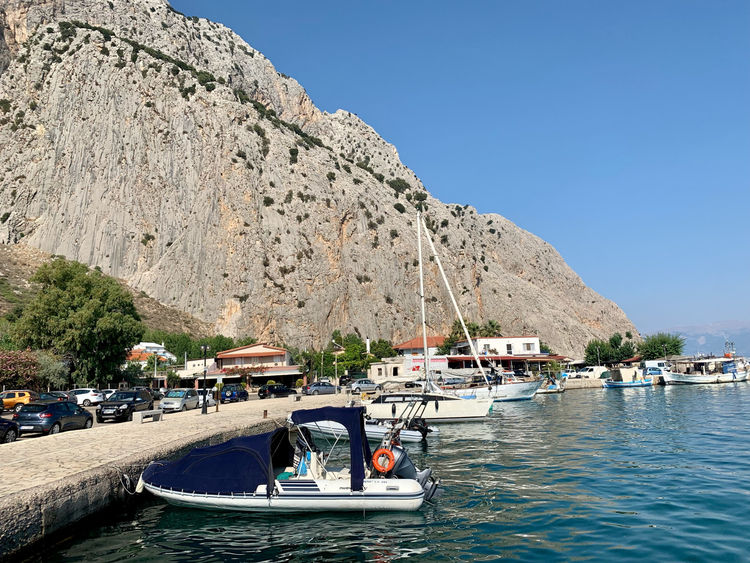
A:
[0, 0, 638, 358]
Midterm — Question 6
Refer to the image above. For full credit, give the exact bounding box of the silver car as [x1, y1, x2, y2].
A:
[159, 388, 199, 412]
[349, 379, 381, 393]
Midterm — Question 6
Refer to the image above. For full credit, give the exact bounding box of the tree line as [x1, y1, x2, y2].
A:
[584, 331, 685, 365]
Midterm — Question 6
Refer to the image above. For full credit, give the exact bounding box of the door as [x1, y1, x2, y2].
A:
[2, 392, 15, 410]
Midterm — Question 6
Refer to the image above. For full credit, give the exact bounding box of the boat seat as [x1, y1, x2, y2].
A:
[325, 467, 350, 480]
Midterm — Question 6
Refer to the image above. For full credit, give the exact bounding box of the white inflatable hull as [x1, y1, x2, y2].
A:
[299, 420, 438, 443]
[142, 478, 425, 512]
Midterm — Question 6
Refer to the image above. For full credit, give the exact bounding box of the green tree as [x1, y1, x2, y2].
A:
[34, 350, 68, 390]
[122, 361, 144, 386]
[369, 339, 395, 360]
[166, 369, 181, 388]
[584, 339, 614, 365]
[638, 332, 684, 361]
[479, 320, 502, 337]
[0, 349, 40, 389]
[13, 259, 144, 387]
[438, 319, 482, 354]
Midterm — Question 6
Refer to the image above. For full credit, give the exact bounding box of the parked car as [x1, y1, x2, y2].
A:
[38, 391, 77, 403]
[220, 384, 249, 403]
[348, 379, 381, 393]
[158, 388, 199, 412]
[96, 389, 154, 423]
[1, 390, 40, 412]
[258, 384, 297, 399]
[13, 401, 93, 435]
[338, 375, 353, 388]
[302, 381, 338, 395]
[572, 366, 609, 379]
[197, 389, 216, 408]
[69, 388, 105, 406]
[0, 419, 19, 443]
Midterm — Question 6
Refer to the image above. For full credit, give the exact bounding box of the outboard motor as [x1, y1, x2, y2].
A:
[386, 445, 439, 502]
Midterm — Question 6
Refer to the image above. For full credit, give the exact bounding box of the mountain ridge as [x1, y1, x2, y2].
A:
[0, 0, 638, 357]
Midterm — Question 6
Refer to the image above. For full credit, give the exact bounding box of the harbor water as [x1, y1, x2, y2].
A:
[39, 384, 750, 561]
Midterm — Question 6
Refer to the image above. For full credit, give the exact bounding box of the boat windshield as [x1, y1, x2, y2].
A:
[165, 390, 186, 398]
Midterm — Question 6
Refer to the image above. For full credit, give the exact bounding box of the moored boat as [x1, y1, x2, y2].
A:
[452, 377, 543, 401]
[663, 357, 748, 385]
[363, 392, 493, 423]
[603, 377, 653, 388]
[137, 406, 438, 512]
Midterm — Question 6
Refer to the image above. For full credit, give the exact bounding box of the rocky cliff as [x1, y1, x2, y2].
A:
[0, 0, 638, 357]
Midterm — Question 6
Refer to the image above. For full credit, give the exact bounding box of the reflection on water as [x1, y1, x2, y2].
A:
[43, 384, 750, 561]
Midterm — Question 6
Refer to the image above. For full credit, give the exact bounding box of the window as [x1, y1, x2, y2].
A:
[377, 368, 383, 376]
[523, 343, 534, 352]
[506, 344, 513, 354]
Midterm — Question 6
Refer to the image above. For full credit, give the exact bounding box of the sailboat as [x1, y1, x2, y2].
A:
[364, 212, 494, 423]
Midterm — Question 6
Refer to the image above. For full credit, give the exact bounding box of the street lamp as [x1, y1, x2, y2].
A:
[200, 345, 210, 415]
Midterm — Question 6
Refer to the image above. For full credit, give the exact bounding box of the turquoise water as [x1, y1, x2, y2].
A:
[42, 385, 750, 561]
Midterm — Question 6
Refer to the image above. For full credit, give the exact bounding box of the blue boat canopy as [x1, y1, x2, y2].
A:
[290, 406, 372, 491]
[142, 427, 293, 497]
[142, 406, 373, 496]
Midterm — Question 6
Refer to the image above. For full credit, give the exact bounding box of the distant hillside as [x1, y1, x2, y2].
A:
[0, 0, 639, 357]
[666, 321, 750, 357]
[0, 244, 214, 338]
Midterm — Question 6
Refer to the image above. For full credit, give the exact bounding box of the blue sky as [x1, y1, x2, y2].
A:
[172, 0, 750, 334]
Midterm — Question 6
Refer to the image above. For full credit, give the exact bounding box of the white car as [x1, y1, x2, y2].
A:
[197, 389, 216, 408]
[69, 388, 105, 406]
[159, 388, 199, 412]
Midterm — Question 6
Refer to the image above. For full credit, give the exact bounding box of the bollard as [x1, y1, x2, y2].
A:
[263, 409, 267, 419]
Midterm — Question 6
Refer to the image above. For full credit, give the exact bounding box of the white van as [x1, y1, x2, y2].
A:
[573, 366, 609, 379]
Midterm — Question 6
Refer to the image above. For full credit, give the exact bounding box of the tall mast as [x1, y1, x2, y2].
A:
[420, 214, 489, 384]
[416, 211, 431, 382]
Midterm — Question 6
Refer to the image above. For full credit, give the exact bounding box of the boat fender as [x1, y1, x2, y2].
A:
[372, 448, 396, 473]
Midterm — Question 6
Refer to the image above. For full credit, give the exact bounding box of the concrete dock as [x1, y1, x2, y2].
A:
[0, 394, 349, 558]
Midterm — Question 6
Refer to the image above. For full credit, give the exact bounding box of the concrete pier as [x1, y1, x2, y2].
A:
[0, 394, 349, 557]
[563, 378, 605, 390]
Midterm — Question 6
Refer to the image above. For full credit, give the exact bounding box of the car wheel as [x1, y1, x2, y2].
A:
[270, 393, 276, 399]
[84, 418, 93, 429]
[313, 390, 319, 395]
[181, 405, 187, 412]
[83, 399, 91, 407]
[353, 388, 360, 393]
[376, 386, 382, 391]
[49, 423, 61, 435]
[127, 412, 133, 422]
[3, 429, 17, 443]
[96, 416, 103, 424]
[14, 403, 24, 412]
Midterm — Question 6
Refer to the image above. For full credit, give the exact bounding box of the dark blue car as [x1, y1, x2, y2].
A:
[220, 384, 249, 403]
[1, 419, 19, 443]
[13, 401, 93, 435]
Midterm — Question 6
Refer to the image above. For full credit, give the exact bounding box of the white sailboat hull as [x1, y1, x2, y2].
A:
[364, 394, 492, 422]
[663, 370, 748, 385]
[142, 478, 425, 512]
[452, 379, 543, 402]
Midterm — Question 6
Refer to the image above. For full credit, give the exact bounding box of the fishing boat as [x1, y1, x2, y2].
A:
[535, 374, 565, 394]
[603, 377, 653, 388]
[662, 357, 748, 385]
[137, 406, 438, 512]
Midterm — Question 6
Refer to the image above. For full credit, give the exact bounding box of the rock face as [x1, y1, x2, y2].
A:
[0, 0, 638, 357]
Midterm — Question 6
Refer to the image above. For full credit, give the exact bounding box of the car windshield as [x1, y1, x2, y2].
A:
[166, 390, 186, 398]
[110, 392, 136, 402]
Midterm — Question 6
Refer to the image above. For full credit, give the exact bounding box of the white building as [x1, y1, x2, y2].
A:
[453, 336, 541, 356]
[131, 341, 177, 363]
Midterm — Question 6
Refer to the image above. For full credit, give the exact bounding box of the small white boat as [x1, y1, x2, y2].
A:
[452, 377, 543, 401]
[297, 418, 439, 443]
[364, 392, 493, 422]
[138, 406, 438, 512]
[536, 375, 565, 394]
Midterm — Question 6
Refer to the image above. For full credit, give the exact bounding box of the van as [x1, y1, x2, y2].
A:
[573, 366, 609, 379]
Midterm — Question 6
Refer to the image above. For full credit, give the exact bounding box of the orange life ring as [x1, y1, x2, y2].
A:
[372, 448, 396, 473]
